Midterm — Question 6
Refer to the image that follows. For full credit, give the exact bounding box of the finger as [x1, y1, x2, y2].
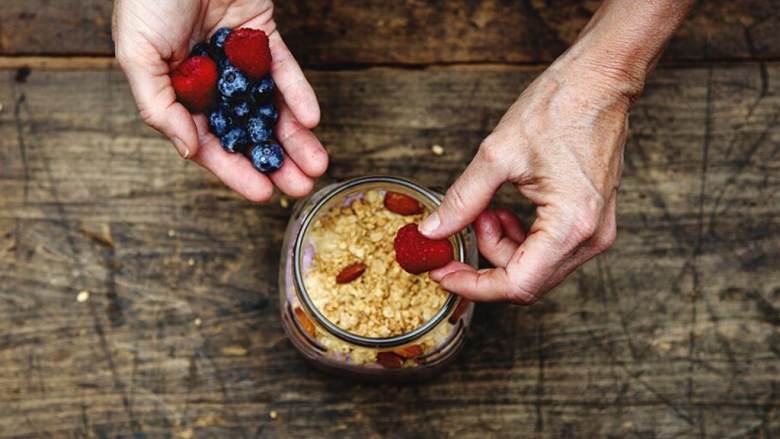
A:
[501, 227, 571, 304]
[267, 31, 320, 129]
[438, 266, 521, 303]
[474, 210, 521, 267]
[497, 194, 607, 302]
[191, 116, 274, 203]
[541, 196, 617, 290]
[275, 101, 329, 178]
[266, 154, 315, 198]
[119, 47, 199, 159]
[494, 208, 526, 243]
[419, 147, 509, 239]
[429, 261, 475, 283]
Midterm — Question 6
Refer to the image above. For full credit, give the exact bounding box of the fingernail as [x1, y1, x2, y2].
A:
[419, 212, 440, 236]
[172, 137, 191, 159]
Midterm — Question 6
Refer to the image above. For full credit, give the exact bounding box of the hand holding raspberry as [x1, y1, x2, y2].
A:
[419, 0, 693, 304]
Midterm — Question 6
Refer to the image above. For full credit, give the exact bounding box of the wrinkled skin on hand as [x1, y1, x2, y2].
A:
[421, 0, 692, 304]
[423, 54, 633, 304]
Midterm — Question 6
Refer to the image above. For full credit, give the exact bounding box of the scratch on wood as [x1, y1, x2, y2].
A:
[89, 301, 141, 432]
[534, 319, 545, 433]
[198, 339, 250, 439]
[12, 92, 30, 202]
[706, 112, 778, 234]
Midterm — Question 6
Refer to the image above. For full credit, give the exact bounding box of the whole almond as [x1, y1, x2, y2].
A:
[393, 344, 423, 359]
[448, 299, 471, 324]
[376, 351, 404, 369]
[336, 262, 367, 284]
[384, 192, 424, 215]
[294, 306, 316, 338]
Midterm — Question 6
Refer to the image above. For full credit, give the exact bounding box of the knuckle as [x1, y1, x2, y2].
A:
[477, 138, 504, 168]
[594, 223, 617, 253]
[505, 286, 539, 306]
[571, 215, 598, 243]
[444, 185, 469, 214]
[569, 194, 604, 243]
[113, 43, 137, 71]
[138, 106, 162, 129]
[114, 46, 130, 67]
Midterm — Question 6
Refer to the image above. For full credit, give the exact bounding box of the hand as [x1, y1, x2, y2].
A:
[112, 0, 328, 202]
[421, 54, 637, 304]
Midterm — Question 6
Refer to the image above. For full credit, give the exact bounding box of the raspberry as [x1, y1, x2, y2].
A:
[224, 28, 272, 81]
[171, 56, 218, 113]
[393, 223, 454, 274]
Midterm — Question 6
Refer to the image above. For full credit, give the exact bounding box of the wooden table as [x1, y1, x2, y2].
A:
[1, 1, 778, 437]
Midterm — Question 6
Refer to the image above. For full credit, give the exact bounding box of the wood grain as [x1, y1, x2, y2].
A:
[0, 62, 778, 437]
[1, 0, 779, 64]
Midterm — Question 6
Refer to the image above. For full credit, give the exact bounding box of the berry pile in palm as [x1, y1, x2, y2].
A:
[170, 27, 283, 174]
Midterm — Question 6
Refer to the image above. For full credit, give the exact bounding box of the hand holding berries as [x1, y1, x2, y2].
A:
[114, 0, 326, 203]
[172, 26, 284, 174]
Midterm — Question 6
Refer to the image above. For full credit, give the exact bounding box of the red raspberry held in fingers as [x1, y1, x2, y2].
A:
[384, 192, 424, 215]
[224, 28, 272, 81]
[171, 56, 218, 113]
[393, 223, 454, 275]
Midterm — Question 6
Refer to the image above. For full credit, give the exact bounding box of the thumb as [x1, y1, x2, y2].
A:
[419, 146, 509, 239]
[119, 52, 200, 159]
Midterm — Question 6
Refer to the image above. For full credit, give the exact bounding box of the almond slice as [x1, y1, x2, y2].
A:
[393, 344, 423, 359]
[376, 351, 404, 368]
[384, 192, 424, 215]
[336, 262, 366, 284]
[448, 299, 471, 324]
[294, 306, 316, 338]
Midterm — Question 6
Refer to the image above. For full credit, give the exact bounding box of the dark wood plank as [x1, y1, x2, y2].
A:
[0, 63, 778, 438]
[2, 0, 780, 64]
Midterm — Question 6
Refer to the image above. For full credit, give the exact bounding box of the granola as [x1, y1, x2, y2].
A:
[303, 190, 449, 338]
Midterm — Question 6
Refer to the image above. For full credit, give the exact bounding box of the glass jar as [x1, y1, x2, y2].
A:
[279, 176, 478, 381]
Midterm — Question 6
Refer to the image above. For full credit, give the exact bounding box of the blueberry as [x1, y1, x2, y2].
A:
[232, 99, 253, 119]
[255, 102, 278, 125]
[217, 66, 249, 98]
[247, 117, 273, 143]
[208, 108, 233, 136]
[215, 53, 231, 72]
[248, 142, 284, 174]
[189, 42, 213, 58]
[219, 127, 250, 153]
[210, 28, 232, 51]
[250, 75, 276, 103]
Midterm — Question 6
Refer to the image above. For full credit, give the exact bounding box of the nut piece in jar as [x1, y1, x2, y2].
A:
[448, 299, 471, 324]
[384, 191, 424, 215]
[303, 190, 448, 339]
[376, 351, 405, 369]
[336, 262, 366, 284]
[393, 344, 424, 359]
[294, 306, 316, 338]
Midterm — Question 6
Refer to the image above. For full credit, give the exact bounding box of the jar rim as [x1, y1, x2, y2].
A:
[292, 175, 465, 348]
